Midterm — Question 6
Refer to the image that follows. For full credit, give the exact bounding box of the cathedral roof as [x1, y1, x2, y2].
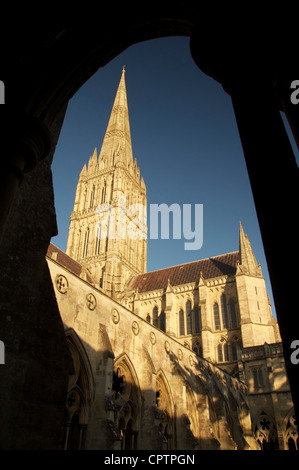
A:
[128, 251, 239, 293]
[47, 242, 94, 284]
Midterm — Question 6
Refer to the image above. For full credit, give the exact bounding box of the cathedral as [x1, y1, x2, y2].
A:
[46, 69, 297, 450]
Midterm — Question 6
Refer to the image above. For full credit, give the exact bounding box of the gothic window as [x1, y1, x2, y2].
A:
[112, 358, 140, 450]
[217, 340, 229, 362]
[194, 306, 201, 333]
[64, 332, 93, 450]
[224, 342, 229, 361]
[213, 303, 221, 330]
[217, 344, 223, 362]
[255, 412, 278, 450]
[286, 412, 298, 450]
[229, 300, 238, 328]
[95, 224, 101, 255]
[153, 306, 159, 328]
[231, 342, 238, 361]
[253, 367, 264, 390]
[89, 184, 95, 208]
[186, 300, 192, 335]
[159, 311, 166, 332]
[82, 228, 89, 258]
[146, 313, 151, 323]
[179, 309, 185, 336]
[220, 294, 229, 329]
[156, 374, 174, 450]
[252, 367, 264, 390]
[101, 181, 106, 203]
[76, 229, 82, 259]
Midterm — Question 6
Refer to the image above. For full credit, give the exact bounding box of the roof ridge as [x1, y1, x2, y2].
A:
[140, 251, 239, 277]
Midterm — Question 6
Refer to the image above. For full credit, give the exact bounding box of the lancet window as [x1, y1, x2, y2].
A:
[155, 374, 174, 450]
[178, 302, 201, 336]
[112, 358, 140, 450]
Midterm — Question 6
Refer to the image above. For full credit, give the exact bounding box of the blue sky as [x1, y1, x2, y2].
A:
[51, 36, 299, 319]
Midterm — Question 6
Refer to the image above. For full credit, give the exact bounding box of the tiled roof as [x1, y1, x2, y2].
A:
[128, 252, 239, 293]
[46, 242, 94, 284]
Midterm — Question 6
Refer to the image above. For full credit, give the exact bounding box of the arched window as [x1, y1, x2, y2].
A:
[255, 413, 278, 450]
[186, 300, 192, 334]
[153, 306, 159, 328]
[220, 294, 229, 329]
[89, 184, 95, 208]
[223, 342, 229, 361]
[179, 309, 185, 336]
[194, 306, 201, 333]
[218, 341, 229, 362]
[146, 313, 151, 323]
[231, 342, 238, 361]
[217, 343, 223, 362]
[213, 303, 220, 330]
[95, 224, 101, 255]
[160, 311, 166, 332]
[82, 228, 89, 258]
[229, 300, 238, 328]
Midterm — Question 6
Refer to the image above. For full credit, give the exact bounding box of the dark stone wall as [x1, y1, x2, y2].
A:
[0, 106, 72, 449]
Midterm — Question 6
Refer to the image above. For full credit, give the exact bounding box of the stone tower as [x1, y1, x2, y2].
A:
[66, 68, 147, 297]
[236, 222, 277, 346]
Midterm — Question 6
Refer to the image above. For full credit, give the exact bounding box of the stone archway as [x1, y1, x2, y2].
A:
[155, 371, 175, 450]
[112, 354, 142, 450]
[1, 6, 299, 449]
[64, 329, 94, 450]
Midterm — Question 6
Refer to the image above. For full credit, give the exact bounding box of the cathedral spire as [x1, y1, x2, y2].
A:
[66, 69, 147, 297]
[237, 221, 261, 276]
[99, 67, 133, 168]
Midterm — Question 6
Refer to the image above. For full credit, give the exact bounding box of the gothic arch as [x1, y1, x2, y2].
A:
[184, 382, 200, 439]
[2, 7, 299, 451]
[253, 409, 279, 450]
[155, 370, 175, 449]
[64, 328, 95, 449]
[283, 408, 298, 450]
[112, 353, 142, 449]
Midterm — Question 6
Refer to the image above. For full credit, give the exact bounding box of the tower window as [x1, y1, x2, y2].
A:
[253, 368, 264, 390]
[89, 185, 95, 208]
[217, 341, 229, 362]
[194, 306, 201, 333]
[82, 229, 89, 258]
[217, 344, 223, 362]
[186, 300, 192, 335]
[220, 294, 229, 329]
[231, 342, 238, 361]
[229, 300, 238, 328]
[153, 306, 159, 328]
[213, 303, 220, 330]
[159, 311, 166, 332]
[179, 309, 185, 336]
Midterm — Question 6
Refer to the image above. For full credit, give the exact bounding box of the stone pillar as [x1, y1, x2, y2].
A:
[0, 111, 52, 245]
[190, 23, 299, 423]
[0, 107, 72, 449]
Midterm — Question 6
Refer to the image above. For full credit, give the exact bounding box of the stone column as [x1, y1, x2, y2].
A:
[0, 107, 72, 449]
[0, 111, 52, 244]
[190, 23, 299, 422]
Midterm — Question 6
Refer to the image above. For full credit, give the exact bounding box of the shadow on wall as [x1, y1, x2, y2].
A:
[63, 326, 255, 451]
